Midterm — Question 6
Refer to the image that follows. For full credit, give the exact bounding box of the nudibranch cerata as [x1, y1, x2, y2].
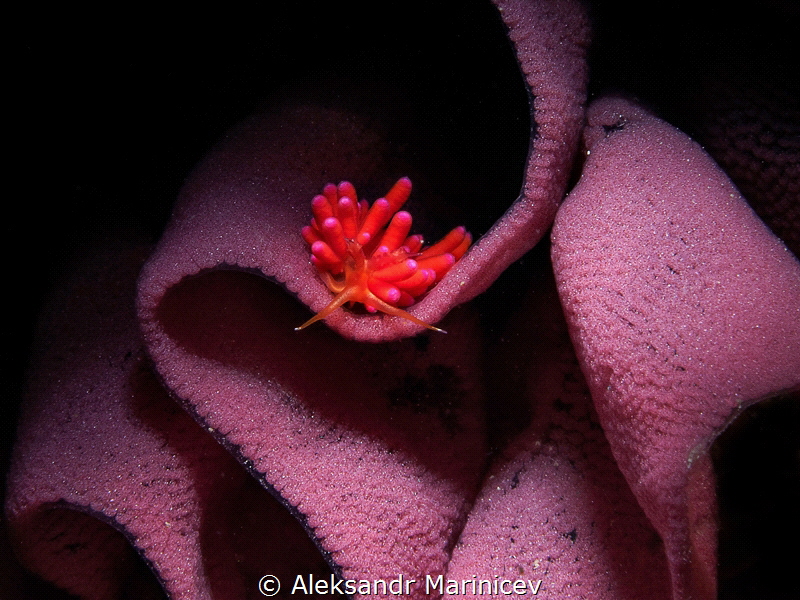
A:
[296, 177, 471, 333]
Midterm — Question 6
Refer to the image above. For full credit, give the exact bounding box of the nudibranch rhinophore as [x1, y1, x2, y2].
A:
[296, 177, 471, 333]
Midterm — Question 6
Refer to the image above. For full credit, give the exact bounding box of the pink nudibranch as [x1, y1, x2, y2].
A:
[296, 177, 471, 333]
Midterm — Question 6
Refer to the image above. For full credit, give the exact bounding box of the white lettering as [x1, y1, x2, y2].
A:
[401, 576, 417, 596]
[426, 575, 443, 594]
[405, 578, 416, 594]
[291, 575, 308, 594]
[329, 577, 344, 595]
[286, 573, 540, 596]
[465, 577, 478, 595]
[357, 580, 371, 595]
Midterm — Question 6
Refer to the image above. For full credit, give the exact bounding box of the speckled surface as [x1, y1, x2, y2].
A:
[444, 272, 671, 599]
[141, 267, 486, 595]
[137, 0, 589, 342]
[6, 246, 248, 600]
[6, 1, 799, 599]
[551, 97, 800, 599]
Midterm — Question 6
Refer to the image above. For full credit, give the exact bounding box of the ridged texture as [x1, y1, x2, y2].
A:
[696, 80, 800, 256]
[444, 272, 671, 599]
[6, 246, 252, 600]
[551, 97, 800, 600]
[7, 1, 799, 599]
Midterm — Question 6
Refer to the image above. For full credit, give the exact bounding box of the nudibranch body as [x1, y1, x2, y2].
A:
[296, 177, 471, 333]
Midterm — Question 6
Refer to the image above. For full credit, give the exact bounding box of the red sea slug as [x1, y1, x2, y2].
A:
[297, 177, 471, 332]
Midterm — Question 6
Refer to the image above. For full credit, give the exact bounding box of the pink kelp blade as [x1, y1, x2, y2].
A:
[425, 0, 590, 332]
[551, 97, 800, 600]
[689, 55, 800, 257]
[136, 0, 590, 343]
[8, 1, 591, 596]
[444, 268, 671, 599]
[5, 245, 336, 600]
[138, 265, 486, 597]
[133, 2, 590, 585]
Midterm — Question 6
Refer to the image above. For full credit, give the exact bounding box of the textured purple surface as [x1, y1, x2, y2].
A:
[6, 246, 248, 600]
[444, 272, 671, 599]
[141, 268, 486, 594]
[6, 1, 799, 599]
[132, 0, 589, 342]
[552, 97, 800, 599]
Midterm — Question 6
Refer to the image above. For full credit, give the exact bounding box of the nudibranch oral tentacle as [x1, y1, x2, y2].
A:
[296, 177, 471, 333]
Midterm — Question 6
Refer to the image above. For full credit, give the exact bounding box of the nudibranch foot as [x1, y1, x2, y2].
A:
[297, 177, 471, 332]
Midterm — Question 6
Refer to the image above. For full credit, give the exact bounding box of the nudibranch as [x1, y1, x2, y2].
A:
[296, 177, 471, 333]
